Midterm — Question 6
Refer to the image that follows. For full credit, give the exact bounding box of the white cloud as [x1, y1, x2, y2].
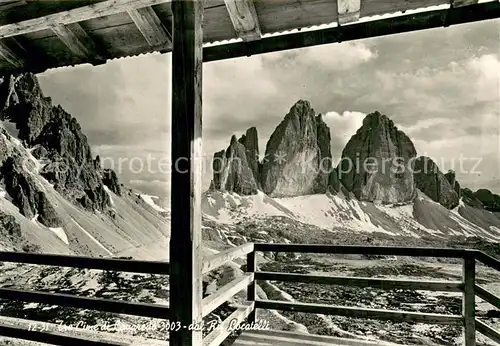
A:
[323, 110, 366, 146]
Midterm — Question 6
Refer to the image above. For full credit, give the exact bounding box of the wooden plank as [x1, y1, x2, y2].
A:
[235, 329, 401, 346]
[256, 272, 464, 292]
[51, 23, 102, 60]
[127, 6, 172, 47]
[0, 288, 169, 319]
[475, 285, 500, 309]
[476, 319, 500, 344]
[0, 323, 126, 346]
[202, 273, 254, 317]
[169, 0, 203, 345]
[463, 257, 476, 346]
[0, 0, 171, 39]
[223, 0, 261, 41]
[202, 243, 254, 274]
[475, 251, 500, 271]
[247, 250, 257, 323]
[452, 0, 479, 7]
[253, 243, 470, 258]
[0, 251, 169, 275]
[337, 0, 361, 25]
[254, 0, 338, 35]
[255, 300, 463, 325]
[204, 2, 500, 62]
[0, 39, 23, 67]
[203, 302, 255, 346]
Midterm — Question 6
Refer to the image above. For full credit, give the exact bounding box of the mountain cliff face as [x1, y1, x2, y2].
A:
[337, 112, 417, 204]
[210, 99, 497, 217]
[211, 100, 337, 197]
[413, 156, 460, 209]
[0, 74, 120, 215]
[0, 73, 168, 256]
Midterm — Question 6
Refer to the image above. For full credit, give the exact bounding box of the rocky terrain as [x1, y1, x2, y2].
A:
[0, 78, 498, 346]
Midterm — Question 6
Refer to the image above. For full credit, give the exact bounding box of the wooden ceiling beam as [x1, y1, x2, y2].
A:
[127, 6, 171, 47]
[451, 0, 479, 7]
[0, 0, 171, 39]
[0, 39, 23, 68]
[337, 0, 361, 25]
[51, 23, 102, 61]
[224, 0, 262, 42]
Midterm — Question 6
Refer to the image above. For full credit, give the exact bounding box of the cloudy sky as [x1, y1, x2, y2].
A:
[37, 18, 499, 199]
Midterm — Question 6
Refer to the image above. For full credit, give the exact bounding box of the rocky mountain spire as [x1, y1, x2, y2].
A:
[0, 73, 121, 219]
[337, 111, 417, 203]
[414, 156, 460, 209]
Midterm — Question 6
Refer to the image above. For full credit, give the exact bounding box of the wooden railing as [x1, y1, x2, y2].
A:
[0, 251, 170, 345]
[0, 244, 499, 346]
[246, 244, 500, 346]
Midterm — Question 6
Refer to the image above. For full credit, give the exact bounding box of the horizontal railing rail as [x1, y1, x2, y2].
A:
[200, 243, 255, 346]
[249, 243, 500, 346]
[0, 251, 170, 274]
[0, 243, 499, 346]
[0, 252, 171, 345]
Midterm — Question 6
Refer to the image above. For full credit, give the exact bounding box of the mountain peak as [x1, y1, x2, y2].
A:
[0, 73, 121, 217]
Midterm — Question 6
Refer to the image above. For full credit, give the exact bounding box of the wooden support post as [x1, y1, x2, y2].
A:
[463, 256, 476, 346]
[246, 250, 256, 323]
[169, 0, 204, 345]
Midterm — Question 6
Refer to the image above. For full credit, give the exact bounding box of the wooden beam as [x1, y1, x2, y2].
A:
[256, 272, 464, 292]
[256, 300, 463, 325]
[203, 302, 255, 346]
[223, 0, 262, 41]
[463, 256, 476, 346]
[246, 249, 257, 323]
[0, 323, 127, 346]
[202, 243, 254, 274]
[127, 6, 172, 47]
[254, 243, 470, 258]
[0, 251, 170, 274]
[204, 2, 500, 62]
[51, 23, 102, 60]
[202, 273, 253, 317]
[452, 0, 479, 8]
[0, 288, 170, 319]
[475, 285, 500, 309]
[0, 40, 23, 68]
[0, 0, 171, 39]
[169, 0, 203, 345]
[337, 0, 361, 25]
[476, 319, 500, 344]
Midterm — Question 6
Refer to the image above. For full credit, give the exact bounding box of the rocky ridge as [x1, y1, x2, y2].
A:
[210, 100, 494, 210]
[0, 73, 121, 227]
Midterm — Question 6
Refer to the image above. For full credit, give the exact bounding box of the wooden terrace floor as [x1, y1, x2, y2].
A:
[233, 330, 401, 346]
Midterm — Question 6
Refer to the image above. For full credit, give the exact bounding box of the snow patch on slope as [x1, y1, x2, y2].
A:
[49, 227, 69, 245]
[140, 194, 167, 213]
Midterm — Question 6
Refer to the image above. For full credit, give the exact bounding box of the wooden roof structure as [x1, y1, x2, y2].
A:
[0, 0, 498, 76]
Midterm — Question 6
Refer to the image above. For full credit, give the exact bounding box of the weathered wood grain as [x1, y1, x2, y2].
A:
[203, 302, 255, 346]
[0, 0, 171, 39]
[202, 243, 254, 274]
[51, 23, 102, 60]
[169, 0, 204, 345]
[0, 39, 23, 67]
[463, 257, 476, 346]
[476, 319, 500, 344]
[256, 271, 464, 292]
[256, 300, 463, 325]
[475, 285, 500, 309]
[202, 273, 253, 317]
[224, 0, 261, 41]
[0, 288, 170, 318]
[337, 0, 361, 24]
[127, 6, 171, 47]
